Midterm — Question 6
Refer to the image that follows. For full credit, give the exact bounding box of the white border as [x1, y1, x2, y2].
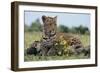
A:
[18, 5, 96, 68]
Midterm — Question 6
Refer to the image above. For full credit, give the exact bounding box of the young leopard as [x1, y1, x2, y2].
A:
[41, 15, 83, 56]
[42, 15, 82, 46]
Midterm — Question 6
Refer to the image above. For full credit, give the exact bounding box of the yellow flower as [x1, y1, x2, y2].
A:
[63, 40, 67, 45]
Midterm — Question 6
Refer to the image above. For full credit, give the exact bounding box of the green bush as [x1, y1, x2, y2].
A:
[58, 25, 90, 35]
[25, 18, 42, 32]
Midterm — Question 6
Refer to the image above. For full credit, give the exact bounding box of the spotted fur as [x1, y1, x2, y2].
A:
[42, 15, 82, 47]
[42, 15, 57, 38]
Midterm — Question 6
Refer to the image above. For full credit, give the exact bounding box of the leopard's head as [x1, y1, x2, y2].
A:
[42, 15, 57, 38]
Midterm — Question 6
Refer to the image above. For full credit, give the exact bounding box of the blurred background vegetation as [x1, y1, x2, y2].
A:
[25, 18, 90, 35]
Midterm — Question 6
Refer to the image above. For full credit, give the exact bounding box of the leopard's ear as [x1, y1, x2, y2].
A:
[42, 15, 46, 22]
[54, 16, 57, 21]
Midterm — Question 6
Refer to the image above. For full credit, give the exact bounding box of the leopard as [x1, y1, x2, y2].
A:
[41, 15, 84, 56]
[42, 15, 82, 45]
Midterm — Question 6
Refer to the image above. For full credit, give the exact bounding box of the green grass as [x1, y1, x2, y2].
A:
[80, 34, 90, 47]
[24, 32, 42, 49]
[24, 32, 90, 61]
[24, 54, 89, 61]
